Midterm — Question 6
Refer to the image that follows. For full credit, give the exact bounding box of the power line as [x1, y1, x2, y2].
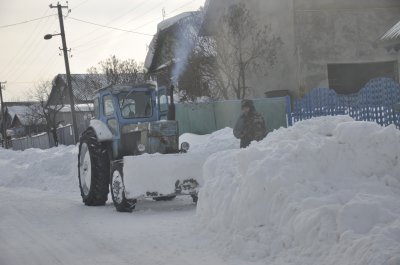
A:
[0, 14, 56, 29]
[6, 81, 36, 84]
[123, 0, 166, 26]
[70, 0, 90, 10]
[68, 0, 168, 51]
[69, 0, 152, 45]
[132, 0, 197, 31]
[71, 0, 200, 60]
[1, 9, 56, 79]
[68, 17, 154, 36]
[7, 15, 57, 82]
[71, 0, 164, 48]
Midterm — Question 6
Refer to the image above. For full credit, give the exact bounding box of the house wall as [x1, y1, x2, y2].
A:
[293, 0, 400, 95]
[204, 0, 400, 98]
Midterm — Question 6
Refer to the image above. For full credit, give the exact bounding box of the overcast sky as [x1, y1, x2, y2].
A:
[0, 0, 205, 101]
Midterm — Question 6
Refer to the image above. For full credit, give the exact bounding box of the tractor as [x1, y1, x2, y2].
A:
[77, 81, 202, 212]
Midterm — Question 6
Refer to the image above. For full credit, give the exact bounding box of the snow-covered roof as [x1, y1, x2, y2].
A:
[144, 12, 197, 71]
[59, 104, 93, 113]
[54, 74, 109, 103]
[6, 105, 33, 126]
[157, 12, 193, 32]
[381, 20, 400, 41]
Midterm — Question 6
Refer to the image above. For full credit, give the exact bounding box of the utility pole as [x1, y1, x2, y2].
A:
[49, 2, 79, 144]
[0, 81, 8, 149]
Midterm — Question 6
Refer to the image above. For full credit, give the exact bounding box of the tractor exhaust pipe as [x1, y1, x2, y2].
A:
[167, 84, 176, 121]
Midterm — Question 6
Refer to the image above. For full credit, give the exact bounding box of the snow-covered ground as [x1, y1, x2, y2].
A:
[1, 116, 400, 265]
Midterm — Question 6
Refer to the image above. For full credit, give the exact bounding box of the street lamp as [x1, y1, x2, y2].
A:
[43, 33, 61, 40]
[44, 2, 79, 144]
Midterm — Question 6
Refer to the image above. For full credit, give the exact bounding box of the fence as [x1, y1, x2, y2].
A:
[10, 97, 290, 150]
[292, 78, 400, 128]
[11, 125, 74, 151]
[176, 97, 290, 135]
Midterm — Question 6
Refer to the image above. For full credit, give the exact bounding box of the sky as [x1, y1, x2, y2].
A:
[0, 0, 205, 101]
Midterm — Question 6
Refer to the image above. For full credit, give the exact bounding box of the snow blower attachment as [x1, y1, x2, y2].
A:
[77, 82, 203, 212]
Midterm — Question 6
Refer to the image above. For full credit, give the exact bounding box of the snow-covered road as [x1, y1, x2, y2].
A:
[0, 187, 240, 265]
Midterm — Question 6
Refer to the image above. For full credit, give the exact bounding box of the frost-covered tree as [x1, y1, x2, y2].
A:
[87, 55, 145, 86]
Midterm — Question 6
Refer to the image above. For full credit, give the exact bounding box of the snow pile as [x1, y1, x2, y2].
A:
[180, 127, 240, 154]
[0, 128, 238, 195]
[197, 116, 400, 265]
[0, 146, 78, 192]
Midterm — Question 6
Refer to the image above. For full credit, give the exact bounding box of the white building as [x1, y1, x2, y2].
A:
[202, 0, 400, 97]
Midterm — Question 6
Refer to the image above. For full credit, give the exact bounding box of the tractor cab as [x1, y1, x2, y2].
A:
[90, 82, 181, 159]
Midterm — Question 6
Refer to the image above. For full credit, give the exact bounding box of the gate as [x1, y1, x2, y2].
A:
[292, 78, 400, 128]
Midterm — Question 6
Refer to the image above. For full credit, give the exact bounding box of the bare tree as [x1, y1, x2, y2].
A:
[27, 81, 64, 146]
[87, 55, 145, 86]
[209, 3, 283, 99]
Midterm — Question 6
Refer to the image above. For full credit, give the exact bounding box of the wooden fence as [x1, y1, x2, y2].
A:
[11, 125, 74, 151]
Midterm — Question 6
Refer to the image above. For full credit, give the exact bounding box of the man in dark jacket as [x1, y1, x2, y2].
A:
[233, 99, 267, 148]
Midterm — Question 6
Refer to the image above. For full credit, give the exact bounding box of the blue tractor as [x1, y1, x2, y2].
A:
[77, 81, 200, 212]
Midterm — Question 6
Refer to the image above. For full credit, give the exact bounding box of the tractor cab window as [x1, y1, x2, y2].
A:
[103, 95, 115, 116]
[159, 90, 169, 112]
[93, 98, 100, 119]
[118, 91, 153, 119]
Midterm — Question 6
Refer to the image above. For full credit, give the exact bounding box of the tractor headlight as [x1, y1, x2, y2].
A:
[180, 142, 190, 152]
[137, 144, 146, 153]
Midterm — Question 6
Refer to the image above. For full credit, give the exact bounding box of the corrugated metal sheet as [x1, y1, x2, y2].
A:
[381, 21, 400, 41]
[176, 97, 288, 135]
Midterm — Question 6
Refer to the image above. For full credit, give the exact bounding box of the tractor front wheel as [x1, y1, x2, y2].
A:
[110, 162, 136, 212]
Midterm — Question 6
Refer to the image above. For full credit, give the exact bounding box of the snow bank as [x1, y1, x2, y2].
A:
[0, 146, 78, 192]
[0, 128, 239, 195]
[180, 127, 240, 154]
[197, 116, 400, 264]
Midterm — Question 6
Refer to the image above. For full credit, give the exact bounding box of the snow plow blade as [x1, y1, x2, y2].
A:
[120, 153, 208, 199]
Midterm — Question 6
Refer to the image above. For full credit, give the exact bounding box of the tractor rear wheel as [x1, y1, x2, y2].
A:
[78, 129, 109, 206]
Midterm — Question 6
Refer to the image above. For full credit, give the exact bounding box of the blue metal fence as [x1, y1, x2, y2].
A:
[292, 78, 400, 128]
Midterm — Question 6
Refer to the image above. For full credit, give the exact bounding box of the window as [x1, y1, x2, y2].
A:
[93, 98, 100, 119]
[159, 90, 169, 112]
[103, 95, 115, 116]
[118, 91, 153, 119]
[328, 61, 398, 94]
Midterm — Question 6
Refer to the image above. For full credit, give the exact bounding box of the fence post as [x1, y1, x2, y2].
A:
[285, 96, 293, 127]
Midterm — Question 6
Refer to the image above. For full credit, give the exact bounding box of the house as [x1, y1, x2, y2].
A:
[47, 74, 109, 135]
[145, 12, 197, 83]
[145, 12, 212, 101]
[0, 102, 46, 138]
[201, 0, 400, 97]
[47, 74, 107, 106]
